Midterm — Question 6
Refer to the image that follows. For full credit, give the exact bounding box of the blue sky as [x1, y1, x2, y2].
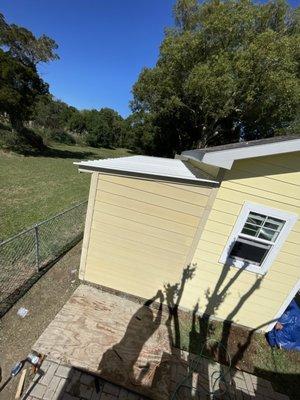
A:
[1, 0, 298, 117]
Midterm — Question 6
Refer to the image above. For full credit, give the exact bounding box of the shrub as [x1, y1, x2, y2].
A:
[49, 130, 76, 145]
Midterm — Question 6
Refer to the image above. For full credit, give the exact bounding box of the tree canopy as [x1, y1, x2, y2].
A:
[132, 0, 300, 156]
[0, 12, 58, 148]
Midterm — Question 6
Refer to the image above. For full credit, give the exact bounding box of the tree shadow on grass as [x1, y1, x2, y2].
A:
[12, 145, 97, 159]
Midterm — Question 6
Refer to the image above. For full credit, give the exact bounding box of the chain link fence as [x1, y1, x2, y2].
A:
[0, 201, 87, 316]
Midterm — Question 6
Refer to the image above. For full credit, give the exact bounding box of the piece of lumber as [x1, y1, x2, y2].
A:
[15, 368, 26, 399]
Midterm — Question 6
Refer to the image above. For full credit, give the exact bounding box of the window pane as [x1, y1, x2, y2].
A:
[265, 217, 285, 232]
[246, 212, 266, 226]
[229, 238, 271, 266]
[258, 228, 279, 242]
[242, 226, 259, 237]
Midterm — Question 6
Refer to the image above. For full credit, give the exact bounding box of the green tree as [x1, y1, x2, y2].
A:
[33, 95, 75, 131]
[68, 111, 87, 134]
[85, 108, 125, 148]
[0, 13, 58, 66]
[0, 13, 58, 148]
[131, 0, 300, 156]
[0, 49, 48, 147]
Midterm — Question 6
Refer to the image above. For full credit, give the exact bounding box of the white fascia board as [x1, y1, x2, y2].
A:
[76, 164, 219, 185]
[183, 138, 300, 169]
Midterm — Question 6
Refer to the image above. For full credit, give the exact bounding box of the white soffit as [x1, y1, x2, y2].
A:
[74, 155, 219, 184]
[181, 138, 300, 169]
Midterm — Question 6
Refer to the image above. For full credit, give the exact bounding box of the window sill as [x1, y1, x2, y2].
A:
[221, 257, 268, 275]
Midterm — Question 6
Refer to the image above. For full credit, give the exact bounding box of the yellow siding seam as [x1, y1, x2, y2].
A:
[79, 172, 99, 280]
[98, 176, 211, 202]
[183, 170, 224, 267]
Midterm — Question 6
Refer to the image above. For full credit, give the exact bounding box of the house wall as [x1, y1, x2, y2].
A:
[80, 172, 215, 299]
[180, 152, 300, 330]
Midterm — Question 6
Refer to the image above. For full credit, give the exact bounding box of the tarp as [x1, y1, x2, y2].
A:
[267, 296, 300, 351]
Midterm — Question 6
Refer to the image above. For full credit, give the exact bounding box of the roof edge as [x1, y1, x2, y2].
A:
[76, 164, 219, 187]
[182, 137, 300, 169]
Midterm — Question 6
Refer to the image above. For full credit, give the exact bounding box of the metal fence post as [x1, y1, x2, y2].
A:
[35, 224, 40, 271]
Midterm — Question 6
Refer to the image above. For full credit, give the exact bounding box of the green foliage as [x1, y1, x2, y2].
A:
[32, 97, 132, 149]
[49, 130, 76, 145]
[131, 0, 300, 156]
[0, 12, 59, 66]
[84, 108, 126, 148]
[0, 49, 48, 128]
[0, 12, 58, 148]
[33, 95, 76, 131]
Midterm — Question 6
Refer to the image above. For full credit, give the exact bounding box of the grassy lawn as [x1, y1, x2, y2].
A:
[0, 143, 132, 239]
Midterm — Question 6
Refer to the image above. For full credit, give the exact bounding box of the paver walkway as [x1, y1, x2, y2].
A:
[21, 356, 290, 400]
[21, 358, 148, 400]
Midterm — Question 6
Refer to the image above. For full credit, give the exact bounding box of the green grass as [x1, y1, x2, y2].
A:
[0, 143, 132, 239]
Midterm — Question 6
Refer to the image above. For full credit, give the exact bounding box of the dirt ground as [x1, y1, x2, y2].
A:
[0, 242, 82, 400]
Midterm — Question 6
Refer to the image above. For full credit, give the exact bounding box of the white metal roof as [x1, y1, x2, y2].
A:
[74, 155, 218, 184]
[181, 136, 300, 169]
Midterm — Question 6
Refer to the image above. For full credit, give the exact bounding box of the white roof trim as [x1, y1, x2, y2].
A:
[182, 138, 300, 169]
[74, 155, 219, 185]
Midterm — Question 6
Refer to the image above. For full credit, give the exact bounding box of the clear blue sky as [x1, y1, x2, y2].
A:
[1, 0, 298, 117]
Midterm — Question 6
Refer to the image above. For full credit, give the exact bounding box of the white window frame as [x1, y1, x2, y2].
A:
[219, 202, 298, 275]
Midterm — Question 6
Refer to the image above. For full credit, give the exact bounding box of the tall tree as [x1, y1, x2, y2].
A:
[0, 13, 59, 148]
[0, 13, 58, 66]
[131, 0, 300, 156]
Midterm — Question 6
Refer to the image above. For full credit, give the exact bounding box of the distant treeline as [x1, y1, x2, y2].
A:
[30, 95, 135, 149]
[1, 1, 299, 155]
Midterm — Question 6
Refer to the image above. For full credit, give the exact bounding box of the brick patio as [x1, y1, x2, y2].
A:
[21, 359, 148, 400]
[21, 357, 290, 400]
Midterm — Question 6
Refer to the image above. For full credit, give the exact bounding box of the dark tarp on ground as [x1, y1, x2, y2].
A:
[267, 294, 300, 351]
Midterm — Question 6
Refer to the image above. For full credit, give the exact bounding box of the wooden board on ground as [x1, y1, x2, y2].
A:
[33, 285, 173, 400]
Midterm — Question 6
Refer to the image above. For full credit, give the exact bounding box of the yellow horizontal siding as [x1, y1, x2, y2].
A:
[92, 210, 193, 246]
[95, 191, 203, 226]
[97, 180, 208, 215]
[181, 153, 300, 330]
[99, 174, 212, 199]
[93, 205, 197, 235]
[83, 173, 212, 300]
[91, 223, 190, 255]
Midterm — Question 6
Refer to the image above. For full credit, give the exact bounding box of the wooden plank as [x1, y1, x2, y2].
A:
[15, 369, 27, 400]
[33, 285, 172, 400]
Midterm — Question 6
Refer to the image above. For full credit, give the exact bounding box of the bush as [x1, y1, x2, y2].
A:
[0, 125, 45, 151]
[49, 130, 76, 145]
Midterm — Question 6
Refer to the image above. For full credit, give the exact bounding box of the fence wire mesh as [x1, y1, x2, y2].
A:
[0, 201, 87, 313]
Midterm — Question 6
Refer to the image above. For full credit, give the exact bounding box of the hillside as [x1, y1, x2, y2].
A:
[0, 143, 132, 239]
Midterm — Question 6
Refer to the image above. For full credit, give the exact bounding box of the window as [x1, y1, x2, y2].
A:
[219, 202, 297, 274]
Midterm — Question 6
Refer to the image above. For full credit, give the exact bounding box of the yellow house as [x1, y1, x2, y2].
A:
[75, 136, 300, 331]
